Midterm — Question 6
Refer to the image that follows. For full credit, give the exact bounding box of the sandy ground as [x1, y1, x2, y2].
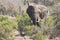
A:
[13, 30, 33, 40]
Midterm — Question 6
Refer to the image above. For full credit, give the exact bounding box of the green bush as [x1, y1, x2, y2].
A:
[16, 13, 33, 27]
[56, 21, 60, 29]
[33, 31, 46, 40]
[38, 16, 54, 33]
[24, 25, 34, 35]
[24, 25, 34, 31]
[16, 14, 34, 35]
[46, 16, 54, 27]
[0, 15, 18, 40]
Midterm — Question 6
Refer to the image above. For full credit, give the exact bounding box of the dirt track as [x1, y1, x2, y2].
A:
[13, 30, 33, 40]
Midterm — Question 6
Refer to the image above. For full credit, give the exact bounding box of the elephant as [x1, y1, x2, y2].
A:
[26, 3, 49, 27]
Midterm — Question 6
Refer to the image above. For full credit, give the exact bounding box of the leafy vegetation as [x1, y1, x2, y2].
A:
[0, 15, 18, 40]
[33, 31, 46, 40]
[16, 14, 34, 35]
[0, 13, 59, 40]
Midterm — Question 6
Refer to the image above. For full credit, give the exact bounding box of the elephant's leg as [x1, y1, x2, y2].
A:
[32, 17, 41, 34]
[30, 20, 37, 34]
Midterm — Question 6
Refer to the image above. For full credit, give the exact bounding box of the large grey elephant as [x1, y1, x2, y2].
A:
[26, 3, 49, 27]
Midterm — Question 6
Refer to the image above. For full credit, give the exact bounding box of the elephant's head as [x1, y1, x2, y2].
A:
[35, 5, 49, 19]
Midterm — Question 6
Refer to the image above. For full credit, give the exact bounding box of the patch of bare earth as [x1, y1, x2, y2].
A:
[12, 29, 60, 40]
[13, 30, 33, 40]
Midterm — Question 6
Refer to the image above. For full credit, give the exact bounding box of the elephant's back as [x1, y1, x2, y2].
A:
[26, 6, 35, 19]
[26, 6, 35, 15]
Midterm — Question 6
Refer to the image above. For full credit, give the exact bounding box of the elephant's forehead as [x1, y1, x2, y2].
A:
[34, 5, 48, 12]
[34, 8, 41, 13]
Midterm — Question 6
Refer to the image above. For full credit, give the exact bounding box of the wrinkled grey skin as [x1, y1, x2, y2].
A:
[26, 3, 49, 27]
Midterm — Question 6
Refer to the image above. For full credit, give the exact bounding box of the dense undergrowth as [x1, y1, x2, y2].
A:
[0, 13, 60, 40]
[16, 13, 58, 40]
[0, 15, 18, 40]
